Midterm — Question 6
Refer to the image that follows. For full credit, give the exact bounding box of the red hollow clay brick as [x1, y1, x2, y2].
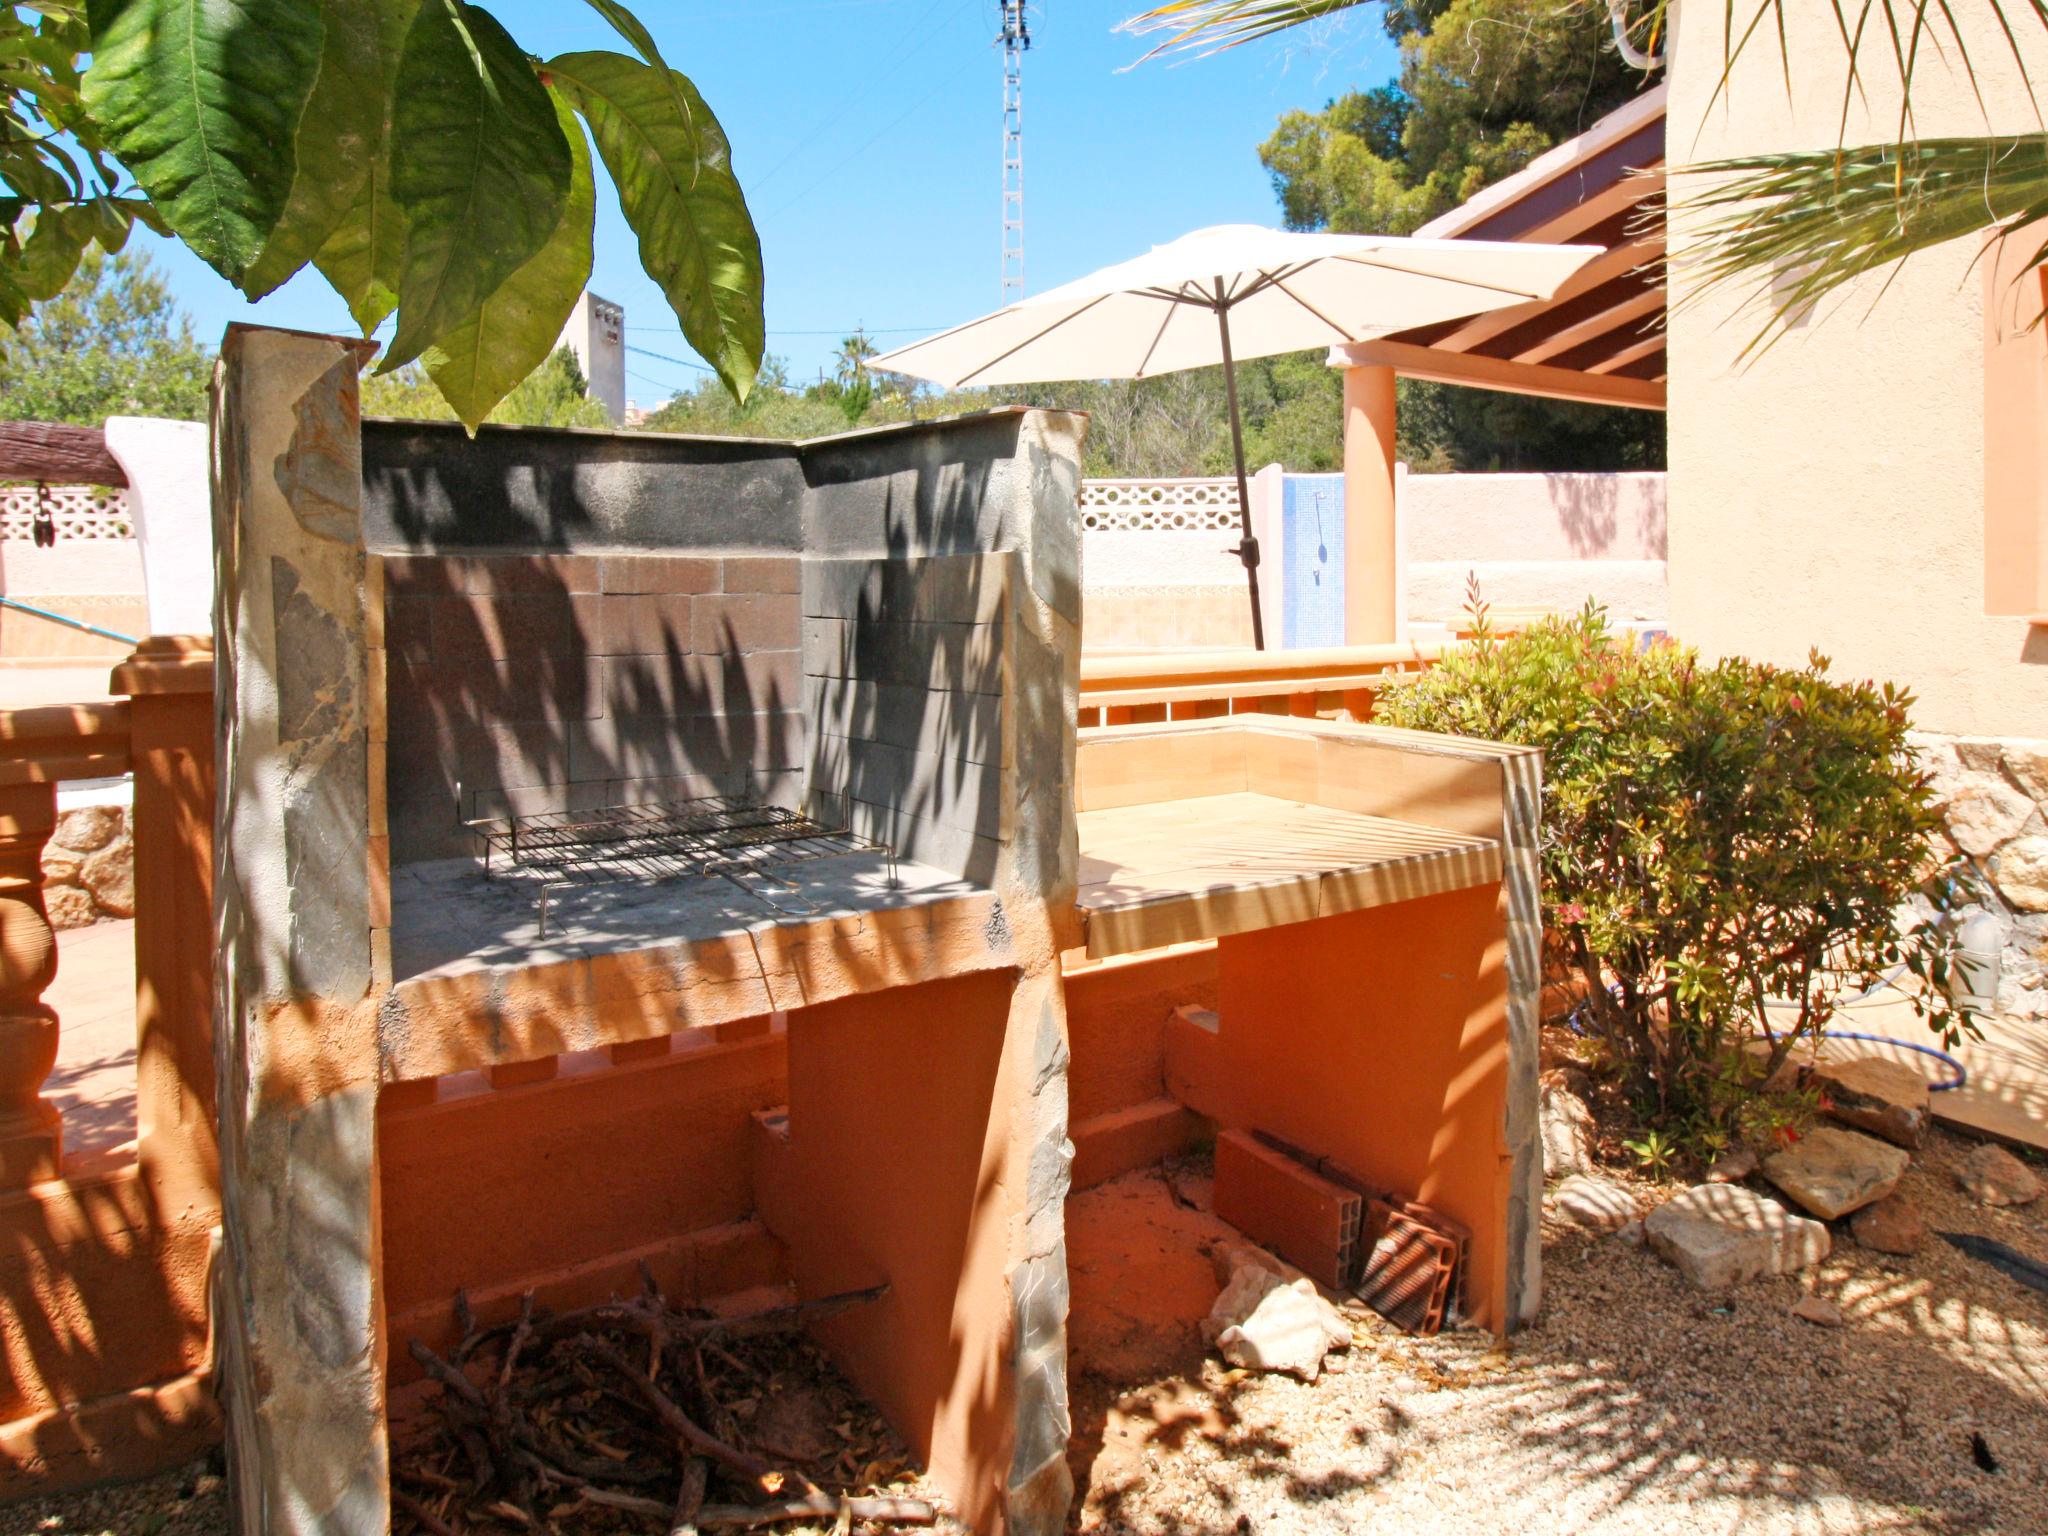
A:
[1213, 1128, 1364, 1289]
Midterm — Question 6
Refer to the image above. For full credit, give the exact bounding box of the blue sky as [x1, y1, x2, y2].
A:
[132, 1, 1401, 407]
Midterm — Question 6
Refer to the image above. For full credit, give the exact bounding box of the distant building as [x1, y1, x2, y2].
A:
[557, 291, 626, 424]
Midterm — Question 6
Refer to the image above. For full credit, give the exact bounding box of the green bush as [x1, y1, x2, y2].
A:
[1379, 599, 1973, 1147]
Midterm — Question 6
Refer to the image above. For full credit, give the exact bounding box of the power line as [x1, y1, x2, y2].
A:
[747, 0, 971, 191]
[762, 54, 978, 222]
[625, 342, 715, 374]
[628, 324, 943, 337]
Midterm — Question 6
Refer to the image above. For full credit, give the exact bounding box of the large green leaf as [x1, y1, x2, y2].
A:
[81, 0, 324, 280]
[382, 0, 571, 371]
[240, 0, 391, 299]
[546, 49, 762, 401]
[423, 89, 595, 431]
[311, 0, 419, 333]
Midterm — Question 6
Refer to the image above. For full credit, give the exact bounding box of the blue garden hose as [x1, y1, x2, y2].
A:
[0, 594, 139, 646]
[1563, 976, 1969, 1093]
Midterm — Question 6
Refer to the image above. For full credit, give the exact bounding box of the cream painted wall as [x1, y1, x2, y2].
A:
[1666, 1, 2048, 736]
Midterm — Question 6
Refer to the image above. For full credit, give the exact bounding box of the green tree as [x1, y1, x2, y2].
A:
[0, 246, 209, 423]
[1, 0, 762, 430]
[1257, 0, 1640, 236]
[362, 344, 610, 428]
[1228, 0, 1666, 471]
[1125, 0, 2048, 338]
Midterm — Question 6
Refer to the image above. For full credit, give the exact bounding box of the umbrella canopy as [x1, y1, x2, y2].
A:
[867, 224, 1602, 387]
[868, 224, 1602, 649]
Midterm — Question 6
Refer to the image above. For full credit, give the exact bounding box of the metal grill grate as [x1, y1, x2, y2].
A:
[462, 795, 894, 930]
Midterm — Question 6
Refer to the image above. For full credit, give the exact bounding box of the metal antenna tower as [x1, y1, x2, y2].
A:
[998, 1, 1030, 303]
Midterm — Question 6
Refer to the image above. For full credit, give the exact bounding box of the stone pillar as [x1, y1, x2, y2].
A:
[211, 325, 387, 1536]
[1340, 362, 1400, 645]
[0, 780, 61, 1188]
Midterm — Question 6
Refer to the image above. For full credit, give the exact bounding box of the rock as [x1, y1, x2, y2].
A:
[1644, 1183, 1830, 1290]
[1996, 837, 2048, 915]
[1541, 1080, 1597, 1177]
[1705, 1146, 1759, 1183]
[1811, 1056, 1931, 1148]
[1550, 1174, 1640, 1232]
[2003, 743, 2048, 807]
[52, 804, 122, 854]
[1956, 1144, 2042, 1207]
[40, 854, 81, 886]
[79, 837, 134, 918]
[1761, 1126, 1910, 1219]
[1791, 1295, 1844, 1328]
[1941, 777, 2038, 857]
[43, 884, 97, 930]
[1850, 1193, 1927, 1255]
[1614, 1218, 1646, 1247]
[1204, 1262, 1349, 1381]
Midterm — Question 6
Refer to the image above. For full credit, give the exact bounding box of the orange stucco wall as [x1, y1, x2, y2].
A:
[769, 970, 1021, 1534]
[1208, 884, 1512, 1332]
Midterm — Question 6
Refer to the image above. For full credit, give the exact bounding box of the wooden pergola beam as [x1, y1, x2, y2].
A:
[1513, 286, 1666, 366]
[1331, 338, 1666, 410]
[0, 422, 128, 486]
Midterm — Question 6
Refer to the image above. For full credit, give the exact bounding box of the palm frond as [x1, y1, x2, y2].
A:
[1114, 0, 1374, 61]
[1673, 132, 2048, 347]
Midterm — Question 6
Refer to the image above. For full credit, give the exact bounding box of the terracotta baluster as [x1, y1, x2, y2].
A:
[0, 781, 61, 1187]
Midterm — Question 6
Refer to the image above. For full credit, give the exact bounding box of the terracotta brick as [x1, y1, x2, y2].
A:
[722, 556, 800, 595]
[568, 593, 694, 656]
[430, 594, 573, 660]
[488, 1056, 561, 1090]
[1213, 1128, 1363, 1289]
[608, 1037, 674, 1066]
[467, 553, 600, 594]
[380, 554, 471, 596]
[385, 594, 435, 661]
[693, 593, 800, 655]
[601, 555, 718, 595]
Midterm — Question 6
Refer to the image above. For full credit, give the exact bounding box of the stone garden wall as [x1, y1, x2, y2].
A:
[1915, 733, 2048, 1020]
[38, 802, 134, 927]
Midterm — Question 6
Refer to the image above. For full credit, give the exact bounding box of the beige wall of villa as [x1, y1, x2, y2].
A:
[1665, 1, 2048, 737]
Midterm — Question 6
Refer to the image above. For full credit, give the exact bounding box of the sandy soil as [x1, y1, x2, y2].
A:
[1066, 1135, 2048, 1536]
[7, 1135, 2043, 1536]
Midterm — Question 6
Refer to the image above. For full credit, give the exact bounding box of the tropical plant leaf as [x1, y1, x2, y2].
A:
[11, 203, 92, 300]
[1673, 133, 2048, 344]
[1116, 0, 1372, 59]
[241, 0, 393, 300]
[422, 89, 595, 431]
[382, 0, 571, 372]
[81, 0, 325, 280]
[546, 49, 762, 400]
[311, 0, 419, 334]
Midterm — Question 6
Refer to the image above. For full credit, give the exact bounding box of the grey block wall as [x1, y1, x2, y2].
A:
[802, 553, 1012, 883]
[381, 551, 804, 863]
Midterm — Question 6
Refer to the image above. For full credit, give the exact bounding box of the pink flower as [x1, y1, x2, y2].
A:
[1557, 902, 1587, 925]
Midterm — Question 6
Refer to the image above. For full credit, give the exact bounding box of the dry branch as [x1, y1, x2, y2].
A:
[692, 1494, 937, 1528]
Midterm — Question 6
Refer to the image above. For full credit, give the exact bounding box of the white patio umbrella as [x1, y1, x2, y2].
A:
[869, 224, 1601, 649]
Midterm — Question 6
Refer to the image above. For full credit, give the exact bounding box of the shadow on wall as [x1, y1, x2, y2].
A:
[1543, 472, 1666, 561]
[364, 413, 1044, 892]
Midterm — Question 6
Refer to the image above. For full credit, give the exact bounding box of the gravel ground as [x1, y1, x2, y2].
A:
[6, 1133, 2043, 1536]
[1071, 1127, 2048, 1536]
[0, 1460, 225, 1536]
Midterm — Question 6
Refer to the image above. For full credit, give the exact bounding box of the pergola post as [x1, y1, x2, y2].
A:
[1340, 361, 1400, 645]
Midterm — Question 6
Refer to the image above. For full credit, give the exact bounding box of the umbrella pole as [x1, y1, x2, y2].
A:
[1214, 305, 1266, 651]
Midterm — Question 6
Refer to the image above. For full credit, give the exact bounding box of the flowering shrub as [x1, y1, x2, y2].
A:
[1379, 600, 1973, 1140]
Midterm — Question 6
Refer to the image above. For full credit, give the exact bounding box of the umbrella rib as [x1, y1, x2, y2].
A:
[1132, 296, 1182, 380]
[1266, 275, 1353, 340]
[1333, 252, 1550, 302]
[954, 292, 1116, 387]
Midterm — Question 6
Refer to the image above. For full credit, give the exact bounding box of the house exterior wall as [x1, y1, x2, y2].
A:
[1664, 2, 2048, 737]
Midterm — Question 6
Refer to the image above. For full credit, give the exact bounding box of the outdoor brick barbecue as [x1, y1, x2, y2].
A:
[204, 323, 1541, 1536]
[209, 325, 1084, 1536]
